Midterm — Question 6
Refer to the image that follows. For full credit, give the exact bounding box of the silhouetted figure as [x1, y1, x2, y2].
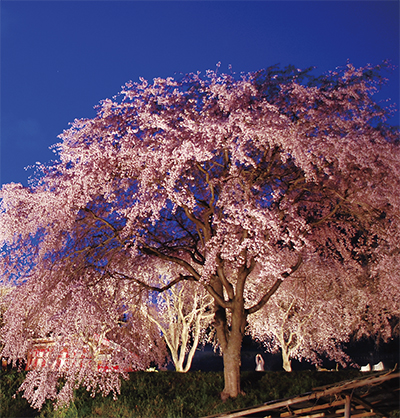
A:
[255, 354, 264, 371]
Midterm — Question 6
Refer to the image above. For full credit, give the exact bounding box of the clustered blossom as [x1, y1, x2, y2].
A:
[0, 62, 399, 404]
[0, 271, 166, 408]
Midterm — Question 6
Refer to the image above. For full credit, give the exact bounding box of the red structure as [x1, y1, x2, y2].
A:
[25, 336, 134, 372]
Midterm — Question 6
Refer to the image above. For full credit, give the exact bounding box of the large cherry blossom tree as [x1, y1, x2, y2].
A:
[1, 62, 399, 403]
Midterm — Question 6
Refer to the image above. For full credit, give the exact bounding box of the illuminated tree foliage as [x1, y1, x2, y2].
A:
[1, 272, 167, 409]
[246, 266, 364, 372]
[0, 284, 13, 355]
[0, 62, 399, 405]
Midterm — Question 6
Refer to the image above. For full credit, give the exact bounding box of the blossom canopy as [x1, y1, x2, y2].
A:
[1, 62, 399, 404]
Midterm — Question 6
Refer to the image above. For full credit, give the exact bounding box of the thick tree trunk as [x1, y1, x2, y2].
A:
[221, 329, 243, 400]
[215, 296, 247, 400]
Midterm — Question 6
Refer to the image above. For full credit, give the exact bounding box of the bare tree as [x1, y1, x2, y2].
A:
[143, 279, 213, 372]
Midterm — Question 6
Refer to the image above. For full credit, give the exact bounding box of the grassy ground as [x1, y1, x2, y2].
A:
[0, 369, 374, 418]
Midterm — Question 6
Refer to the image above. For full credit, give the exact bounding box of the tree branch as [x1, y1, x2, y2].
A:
[216, 257, 235, 301]
[247, 277, 283, 315]
[310, 200, 341, 226]
[108, 270, 194, 293]
[182, 205, 207, 236]
[247, 254, 303, 314]
[204, 279, 231, 309]
[196, 162, 215, 209]
[82, 208, 124, 243]
[139, 240, 201, 280]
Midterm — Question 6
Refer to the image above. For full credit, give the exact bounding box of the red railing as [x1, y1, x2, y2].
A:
[25, 337, 134, 372]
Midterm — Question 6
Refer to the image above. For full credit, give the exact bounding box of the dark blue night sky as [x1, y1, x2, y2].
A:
[1, 1, 399, 187]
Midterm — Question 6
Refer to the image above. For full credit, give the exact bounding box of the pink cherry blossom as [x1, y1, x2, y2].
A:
[1, 62, 399, 405]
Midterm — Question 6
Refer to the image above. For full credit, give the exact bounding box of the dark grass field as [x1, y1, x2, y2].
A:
[2, 337, 398, 418]
[1, 369, 372, 418]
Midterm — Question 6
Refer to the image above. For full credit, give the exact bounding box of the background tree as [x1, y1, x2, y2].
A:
[246, 267, 362, 372]
[1, 62, 399, 404]
[143, 277, 213, 372]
